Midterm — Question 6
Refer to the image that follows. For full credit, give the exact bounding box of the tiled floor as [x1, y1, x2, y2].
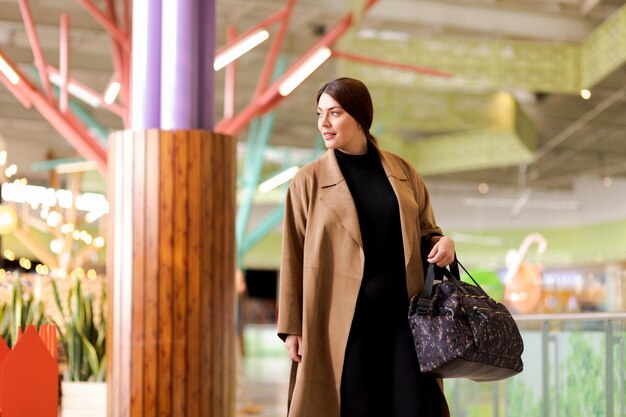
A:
[236, 355, 290, 417]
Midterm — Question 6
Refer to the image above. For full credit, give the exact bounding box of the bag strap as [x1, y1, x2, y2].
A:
[456, 259, 485, 293]
[416, 262, 444, 314]
[417, 255, 489, 315]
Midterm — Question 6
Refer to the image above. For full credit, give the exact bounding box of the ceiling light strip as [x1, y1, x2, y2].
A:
[214, 30, 270, 71]
[258, 166, 300, 193]
[49, 72, 102, 108]
[278, 48, 332, 96]
[0, 55, 20, 85]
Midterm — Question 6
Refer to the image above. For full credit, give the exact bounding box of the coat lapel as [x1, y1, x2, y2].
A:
[377, 149, 416, 270]
[315, 146, 417, 268]
[317, 151, 363, 249]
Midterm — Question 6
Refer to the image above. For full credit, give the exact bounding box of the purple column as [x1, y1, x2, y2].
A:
[160, 0, 215, 130]
[130, 0, 161, 129]
[198, 0, 216, 130]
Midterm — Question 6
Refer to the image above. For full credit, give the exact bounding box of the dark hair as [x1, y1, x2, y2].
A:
[316, 77, 378, 145]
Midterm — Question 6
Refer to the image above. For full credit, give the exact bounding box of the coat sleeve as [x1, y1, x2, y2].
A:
[277, 175, 308, 341]
[410, 165, 443, 246]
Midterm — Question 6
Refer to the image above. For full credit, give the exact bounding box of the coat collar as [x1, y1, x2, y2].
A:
[317, 142, 415, 269]
[317, 143, 408, 187]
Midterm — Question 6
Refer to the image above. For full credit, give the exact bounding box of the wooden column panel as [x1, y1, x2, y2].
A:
[108, 130, 236, 417]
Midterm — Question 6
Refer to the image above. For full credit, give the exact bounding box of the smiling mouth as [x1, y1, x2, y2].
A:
[323, 133, 335, 139]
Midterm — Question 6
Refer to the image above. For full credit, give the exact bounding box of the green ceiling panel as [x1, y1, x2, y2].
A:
[368, 92, 536, 175]
[341, 37, 579, 93]
[581, 5, 626, 88]
[370, 89, 508, 133]
[396, 129, 534, 176]
[340, 2, 626, 94]
[332, 3, 626, 176]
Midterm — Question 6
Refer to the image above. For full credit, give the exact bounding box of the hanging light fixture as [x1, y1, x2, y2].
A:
[258, 166, 300, 193]
[278, 47, 332, 96]
[0, 55, 20, 85]
[48, 72, 102, 108]
[104, 81, 121, 104]
[214, 29, 270, 71]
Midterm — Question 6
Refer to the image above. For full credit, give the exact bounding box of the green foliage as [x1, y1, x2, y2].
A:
[559, 333, 606, 417]
[51, 277, 106, 382]
[505, 378, 541, 417]
[0, 278, 47, 348]
[462, 270, 504, 302]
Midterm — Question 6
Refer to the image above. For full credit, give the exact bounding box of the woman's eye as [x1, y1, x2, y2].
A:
[331, 112, 340, 116]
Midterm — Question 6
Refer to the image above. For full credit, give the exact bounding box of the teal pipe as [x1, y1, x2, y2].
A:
[26, 66, 109, 145]
[235, 56, 288, 267]
[241, 206, 284, 254]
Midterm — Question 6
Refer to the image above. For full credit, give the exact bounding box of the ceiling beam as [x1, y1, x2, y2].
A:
[368, 0, 594, 42]
[0, 2, 102, 29]
[580, 0, 604, 16]
[531, 86, 626, 165]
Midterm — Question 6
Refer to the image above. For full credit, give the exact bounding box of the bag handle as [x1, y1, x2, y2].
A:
[417, 255, 488, 315]
[420, 232, 485, 292]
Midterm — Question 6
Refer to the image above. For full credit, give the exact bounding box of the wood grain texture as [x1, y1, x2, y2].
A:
[158, 131, 174, 417]
[120, 130, 134, 416]
[212, 134, 224, 417]
[144, 131, 160, 417]
[108, 130, 236, 417]
[173, 131, 188, 416]
[200, 134, 214, 417]
[131, 131, 146, 417]
[186, 131, 202, 417]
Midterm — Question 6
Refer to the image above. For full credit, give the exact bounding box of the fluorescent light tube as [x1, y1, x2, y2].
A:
[55, 160, 98, 174]
[49, 72, 102, 108]
[104, 81, 121, 104]
[214, 29, 270, 71]
[0, 56, 20, 85]
[258, 166, 299, 193]
[278, 47, 332, 96]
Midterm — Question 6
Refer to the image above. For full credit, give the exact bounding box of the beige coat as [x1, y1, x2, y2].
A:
[277, 145, 449, 417]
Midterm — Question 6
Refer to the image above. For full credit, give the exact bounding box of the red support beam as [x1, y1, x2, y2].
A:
[331, 50, 454, 78]
[254, 0, 297, 98]
[214, 7, 288, 57]
[47, 65, 126, 117]
[216, 10, 361, 135]
[216, 0, 379, 136]
[105, 0, 125, 105]
[76, 0, 131, 51]
[0, 61, 32, 108]
[0, 51, 107, 174]
[59, 14, 70, 113]
[123, 0, 131, 35]
[17, 0, 55, 104]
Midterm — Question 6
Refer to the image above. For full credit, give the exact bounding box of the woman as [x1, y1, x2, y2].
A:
[277, 77, 455, 417]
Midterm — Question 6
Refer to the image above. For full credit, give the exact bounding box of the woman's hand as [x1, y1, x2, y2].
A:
[427, 235, 455, 267]
[285, 335, 303, 363]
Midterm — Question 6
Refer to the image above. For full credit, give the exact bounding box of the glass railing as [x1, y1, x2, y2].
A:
[445, 312, 626, 417]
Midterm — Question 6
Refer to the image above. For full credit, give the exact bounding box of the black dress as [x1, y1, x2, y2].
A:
[335, 144, 442, 417]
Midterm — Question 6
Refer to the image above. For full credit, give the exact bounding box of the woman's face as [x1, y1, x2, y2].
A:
[317, 93, 367, 155]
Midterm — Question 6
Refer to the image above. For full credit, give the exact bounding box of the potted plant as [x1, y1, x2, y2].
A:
[0, 276, 47, 347]
[51, 276, 107, 417]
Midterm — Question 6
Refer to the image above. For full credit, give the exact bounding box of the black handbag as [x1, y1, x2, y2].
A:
[408, 258, 524, 382]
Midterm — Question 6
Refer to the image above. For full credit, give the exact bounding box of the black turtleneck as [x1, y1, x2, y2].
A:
[334, 143, 406, 282]
[336, 144, 442, 416]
